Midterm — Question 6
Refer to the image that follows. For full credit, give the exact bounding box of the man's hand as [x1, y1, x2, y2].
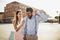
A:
[33, 10, 40, 16]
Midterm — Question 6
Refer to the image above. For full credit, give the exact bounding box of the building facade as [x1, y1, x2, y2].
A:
[0, 12, 4, 22]
[0, 1, 50, 23]
[4, 1, 28, 19]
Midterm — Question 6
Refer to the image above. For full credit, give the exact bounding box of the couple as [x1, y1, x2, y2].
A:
[13, 7, 47, 40]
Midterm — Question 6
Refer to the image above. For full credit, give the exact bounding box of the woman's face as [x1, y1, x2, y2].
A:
[17, 12, 22, 18]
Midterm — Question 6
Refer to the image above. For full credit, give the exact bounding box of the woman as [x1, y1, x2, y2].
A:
[13, 10, 23, 40]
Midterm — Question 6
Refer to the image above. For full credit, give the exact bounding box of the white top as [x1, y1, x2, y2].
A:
[17, 18, 23, 27]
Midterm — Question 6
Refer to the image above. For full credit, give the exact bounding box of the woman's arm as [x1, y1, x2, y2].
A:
[12, 20, 17, 31]
[16, 20, 24, 32]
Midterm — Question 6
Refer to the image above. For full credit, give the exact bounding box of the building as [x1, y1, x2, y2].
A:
[0, 1, 50, 23]
[0, 12, 4, 22]
[4, 1, 27, 19]
[4, 1, 30, 22]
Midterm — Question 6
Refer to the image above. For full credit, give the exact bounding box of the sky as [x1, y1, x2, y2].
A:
[0, 0, 60, 18]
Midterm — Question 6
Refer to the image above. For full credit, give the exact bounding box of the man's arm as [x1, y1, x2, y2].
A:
[34, 10, 48, 22]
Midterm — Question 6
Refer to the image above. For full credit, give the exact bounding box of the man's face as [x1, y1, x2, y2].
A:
[26, 11, 32, 19]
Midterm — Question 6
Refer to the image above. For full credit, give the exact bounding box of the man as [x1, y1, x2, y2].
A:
[16, 7, 48, 40]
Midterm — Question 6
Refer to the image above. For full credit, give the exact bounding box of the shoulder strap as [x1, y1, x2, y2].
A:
[25, 17, 27, 35]
[35, 16, 37, 34]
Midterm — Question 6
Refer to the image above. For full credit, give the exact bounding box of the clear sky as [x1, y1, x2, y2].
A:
[0, 0, 60, 17]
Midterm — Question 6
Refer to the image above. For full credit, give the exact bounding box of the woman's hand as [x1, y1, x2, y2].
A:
[16, 26, 21, 32]
[16, 28, 19, 32]
[16, 20, 24, 32]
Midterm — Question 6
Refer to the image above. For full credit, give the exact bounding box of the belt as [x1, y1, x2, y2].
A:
[26, 34, 36, 36]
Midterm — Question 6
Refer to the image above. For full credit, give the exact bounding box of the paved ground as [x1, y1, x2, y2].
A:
[0, 23, 60, 40]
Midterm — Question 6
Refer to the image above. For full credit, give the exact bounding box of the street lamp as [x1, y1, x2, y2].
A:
[57, 11, 60, 24]
[59, 13, 60, 24]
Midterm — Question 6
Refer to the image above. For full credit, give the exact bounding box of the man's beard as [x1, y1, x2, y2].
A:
[28, 15, 32, 19]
